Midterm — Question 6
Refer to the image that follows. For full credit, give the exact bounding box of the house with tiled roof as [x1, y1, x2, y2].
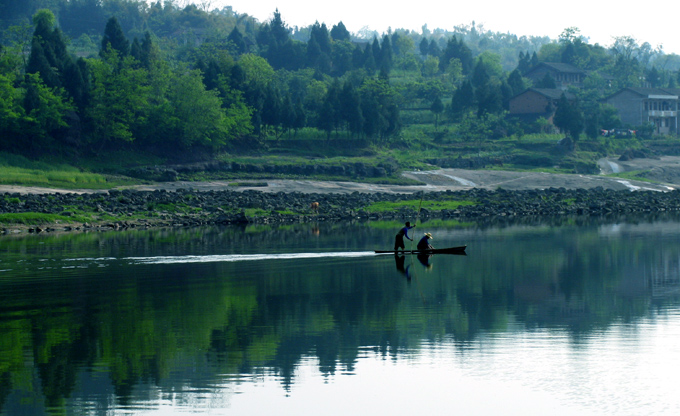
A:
[508, 88, 577, 124]
[524, 62, 589, 90]
[604, 88, 680, 135]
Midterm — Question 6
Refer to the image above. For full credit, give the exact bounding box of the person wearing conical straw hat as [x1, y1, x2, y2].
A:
[417, 232, 434, 251]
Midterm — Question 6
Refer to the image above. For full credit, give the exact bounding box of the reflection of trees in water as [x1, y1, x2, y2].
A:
[3, 216, 680, 413]
[0, 372, 11, 414]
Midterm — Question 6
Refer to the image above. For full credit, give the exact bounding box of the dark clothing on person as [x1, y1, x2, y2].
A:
[394, 225, 415, 250]
[417, 235, 434, 251]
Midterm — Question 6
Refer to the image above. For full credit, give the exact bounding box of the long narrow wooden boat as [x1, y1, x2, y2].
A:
[375, 245, 467, 254]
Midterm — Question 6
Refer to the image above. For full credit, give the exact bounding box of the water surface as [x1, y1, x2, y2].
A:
[1, 218, 679, 415]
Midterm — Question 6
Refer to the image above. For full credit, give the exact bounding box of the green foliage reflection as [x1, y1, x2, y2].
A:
[0, 218, 677, 413]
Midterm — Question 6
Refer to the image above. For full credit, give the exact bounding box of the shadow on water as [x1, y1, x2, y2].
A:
[1, 213, 680, 413]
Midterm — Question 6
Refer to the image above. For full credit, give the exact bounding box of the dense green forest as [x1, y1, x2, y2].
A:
[2, 0, 680, 168]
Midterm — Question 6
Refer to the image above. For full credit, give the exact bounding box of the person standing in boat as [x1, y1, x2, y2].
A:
[394, 221, 416, 251]
[417, 233, 434, 251]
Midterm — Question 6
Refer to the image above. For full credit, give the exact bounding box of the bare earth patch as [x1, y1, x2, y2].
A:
[2, 156, 680, 195]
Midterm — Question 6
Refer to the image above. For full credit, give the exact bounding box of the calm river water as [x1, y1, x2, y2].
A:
[1, 216, 680, 415]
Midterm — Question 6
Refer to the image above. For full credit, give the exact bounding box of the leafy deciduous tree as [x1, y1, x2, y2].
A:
[86, 51, 150, 149]
[20, 73, 75, 153]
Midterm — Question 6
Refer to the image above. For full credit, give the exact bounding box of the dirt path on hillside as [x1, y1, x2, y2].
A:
[2, 156, 680, 195]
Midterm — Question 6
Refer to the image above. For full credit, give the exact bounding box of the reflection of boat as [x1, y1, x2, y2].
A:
[375, 245, 467, 254]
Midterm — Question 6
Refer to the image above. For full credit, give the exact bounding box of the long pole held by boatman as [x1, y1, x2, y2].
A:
[410, 191, 425, 252]
[410, 191, 427, 303]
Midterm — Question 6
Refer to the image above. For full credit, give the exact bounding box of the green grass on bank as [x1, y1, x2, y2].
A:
[605, 170, 658, 183]
[364, 199, 477, 213]
[0, 166, 107, 187]
[0, 152, 143, 189]
[0, 212, 91, 225]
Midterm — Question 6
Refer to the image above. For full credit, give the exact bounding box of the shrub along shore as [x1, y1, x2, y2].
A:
[2, 186, 680, 234]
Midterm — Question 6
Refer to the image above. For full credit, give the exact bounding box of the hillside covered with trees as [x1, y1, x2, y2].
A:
[2, 0, 680, 179]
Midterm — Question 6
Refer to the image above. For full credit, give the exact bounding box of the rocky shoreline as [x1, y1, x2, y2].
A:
[2, 186, 680, 234]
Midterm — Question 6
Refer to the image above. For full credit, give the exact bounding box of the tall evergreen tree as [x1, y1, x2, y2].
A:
[318, 82, 341, 139]
[269, 9, 290, 46]
[339, 81, 363, 137]
[363, 44, 376, 73]
[26, 10, 70, 89]
[139, 32, 158, 68]
[428, 39, 441, 58]
[262, 85, 281, 136]
[507, 69, 526, 96]
[390, 32, 402, 56]
[292, 98, 306, 136]
[517, 51, 531, 74]
[450, 80, 474, 120]
[62, 58, 89, 110]
[352, 45, 365, 68]
[25, 9, 88, 115]
[330, 21, 350, 42]
[471, 60, 490, 89]
[530, 52, 539, 68]
[331, 40, 354, 76]
[419, 38, 429, 56]
[561, 42, 577, 65]
[500, 81, 514, 111]
[441, 36, 473, 74]
[371, 37, 381, 65]
[379, 35, 393, 72]
[130, 38, 141, 61]
[227, 27, 247, 55]
[306, 37, 322, 68]
[646, 66, 661, 87]
[361, 94, 383, 139]
[431, 95, 444, 131]
[26, 38, 59, 87]
[553, 93, 584, 141]
[280, 94, 295, 138]
[101, 17, 129, 57]
[476, 82, 503, 117]
[258, 10, 302, 70]
[311, 22, 332, 56]
[306, 23, 332, 73]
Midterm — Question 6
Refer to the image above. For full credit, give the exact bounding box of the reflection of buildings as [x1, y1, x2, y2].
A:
[645, 254, 680, 298]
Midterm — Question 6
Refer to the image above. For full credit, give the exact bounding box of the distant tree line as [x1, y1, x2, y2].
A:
[3, 2, 680, 159]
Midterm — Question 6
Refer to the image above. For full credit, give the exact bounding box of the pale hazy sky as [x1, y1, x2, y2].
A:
[208, 1, 679, 55]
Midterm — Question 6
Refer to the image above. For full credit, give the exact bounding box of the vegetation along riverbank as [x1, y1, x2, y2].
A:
[5, 3, 680, 237]
[2, 187, 680, 235]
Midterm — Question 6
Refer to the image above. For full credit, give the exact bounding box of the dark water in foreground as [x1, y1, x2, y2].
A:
[1, 217, 680, 415]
